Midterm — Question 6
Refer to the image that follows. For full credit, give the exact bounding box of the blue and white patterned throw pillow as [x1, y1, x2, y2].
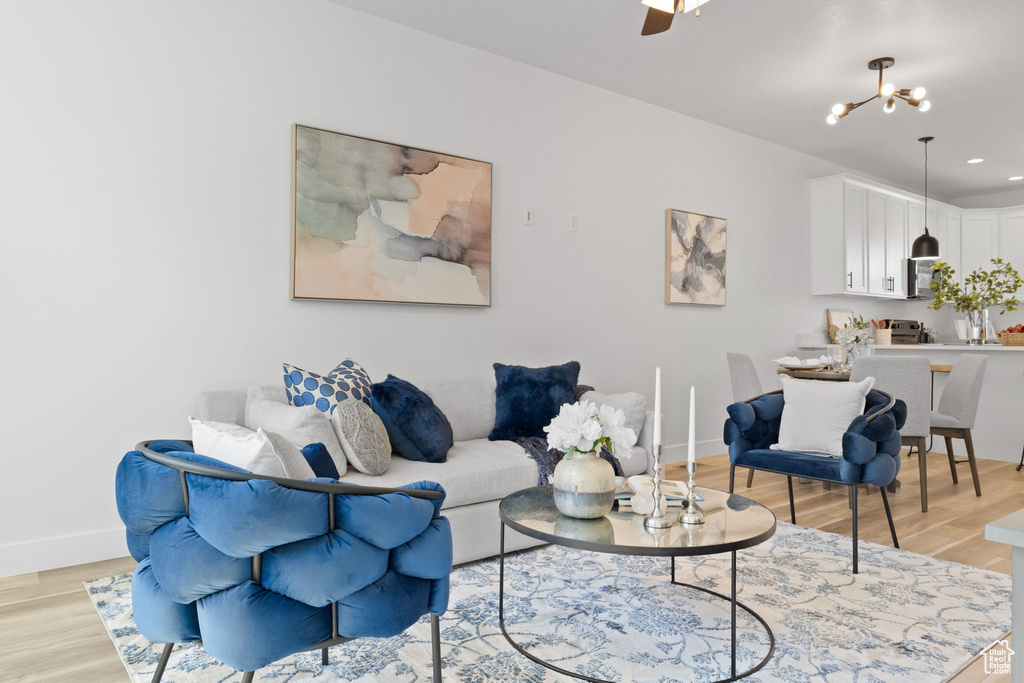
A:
[283, 360, 373, 413]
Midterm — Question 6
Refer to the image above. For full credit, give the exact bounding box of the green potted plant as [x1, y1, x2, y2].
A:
[928, 258, 1023, 344]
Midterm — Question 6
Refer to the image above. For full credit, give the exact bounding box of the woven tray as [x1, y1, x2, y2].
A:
[996, 331, 1024, 346]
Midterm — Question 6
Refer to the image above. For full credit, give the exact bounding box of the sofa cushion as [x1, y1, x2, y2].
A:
[188, 418, 314, 479]
[331, 398, 391, 475]
[618, 446, 649, 477]
[245, 398, 347, 473]
[283, 360, 373, 412]
[489, 361, 580, 441]
[417, 381, 497, 442]
[340, 439, 539, 509]
[371, 375, 454, 463]
[580, 391, 646, 448]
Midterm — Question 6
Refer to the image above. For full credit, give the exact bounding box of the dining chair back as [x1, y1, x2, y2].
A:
[928, 354, 987, 510]
[851, 355, 932, 511]
[850, 356, 930, 438]
[935, 354, 988, 429]
[727, 353, 763, 488]
[727, 352, 763, 402]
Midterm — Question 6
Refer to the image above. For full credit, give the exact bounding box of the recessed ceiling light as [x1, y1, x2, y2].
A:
[1010, 176, 1024, 181]
[967, 158, 984, 164]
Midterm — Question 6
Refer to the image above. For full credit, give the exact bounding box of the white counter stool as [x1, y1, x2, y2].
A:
[727, 352, 762, 488]
[930, 354, 987, 503]
[851, 356, 932, 511]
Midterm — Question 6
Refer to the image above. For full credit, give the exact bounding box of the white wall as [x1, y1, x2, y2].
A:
[0, 0, 939, 576]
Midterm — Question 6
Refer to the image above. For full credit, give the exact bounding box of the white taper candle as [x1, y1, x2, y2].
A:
[653, 368, 662, 448]
[687, 385, 696, 467]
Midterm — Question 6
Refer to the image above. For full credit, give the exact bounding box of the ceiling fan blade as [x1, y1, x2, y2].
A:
[641, 1, 677, 36]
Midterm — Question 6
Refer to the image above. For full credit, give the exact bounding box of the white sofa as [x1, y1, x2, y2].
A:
[198, 381, 655, 566]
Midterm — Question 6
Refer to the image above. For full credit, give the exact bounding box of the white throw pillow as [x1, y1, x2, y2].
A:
[245, 397, 347, 473]
[330, 398, 392, 475]
[773, 375, 876, 457]
[580, 391, 647, 447]
[188, 418, 314, 479]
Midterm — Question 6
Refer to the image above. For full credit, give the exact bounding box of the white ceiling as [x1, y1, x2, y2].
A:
[324, 0, 1024, 203]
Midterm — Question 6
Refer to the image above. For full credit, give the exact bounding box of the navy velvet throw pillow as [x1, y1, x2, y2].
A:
[370, 375, 454, 463]
[489, 361, 581, 441]
[300, 443, 340, 479]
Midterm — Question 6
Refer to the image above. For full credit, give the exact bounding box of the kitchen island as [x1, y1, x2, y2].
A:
[800, 343, 1024, 464]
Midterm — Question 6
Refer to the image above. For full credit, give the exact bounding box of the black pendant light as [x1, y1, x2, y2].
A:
[911, 136, 941, 260]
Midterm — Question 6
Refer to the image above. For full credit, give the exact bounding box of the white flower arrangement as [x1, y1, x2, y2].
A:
[544, 400, 636, 458]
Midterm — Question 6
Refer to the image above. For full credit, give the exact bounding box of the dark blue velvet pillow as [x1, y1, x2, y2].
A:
[370, 375, 453, 463]
[488, 361, 581, 441]
[301, 443, 340, 479]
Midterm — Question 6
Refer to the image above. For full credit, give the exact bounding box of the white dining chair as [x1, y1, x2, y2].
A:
[850, 356, 932, 511]
[930, 354, 987, 503]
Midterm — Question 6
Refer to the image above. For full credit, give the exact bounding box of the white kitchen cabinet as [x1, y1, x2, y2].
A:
[812, 177, 908, 298]
[885, 196, 908, 297]
[999, 210, 1024, 295]
[844, 184, 868, 293]
[866, 191, 907, 298]
[961, 213, 999, 279]
[936, 210, 961, 280]
[810, 174, 1024, 300]
[810, 177, 868, 295]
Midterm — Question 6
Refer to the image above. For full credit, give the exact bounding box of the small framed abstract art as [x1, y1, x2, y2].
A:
[291, 124, 492, 306]
[665, 208, 727, 306]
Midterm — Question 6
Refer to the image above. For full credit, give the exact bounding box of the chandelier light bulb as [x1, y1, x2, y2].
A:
[881, 83, 896, 97]
[883, 98, 896, 113]
[831, 103, 846, 116]
[827, 114, 838, 125]
[919, 100, 932, 112]
[912, 87, 926, 100]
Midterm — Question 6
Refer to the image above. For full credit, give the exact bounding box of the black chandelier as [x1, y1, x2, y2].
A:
[827, 57, 931, 125]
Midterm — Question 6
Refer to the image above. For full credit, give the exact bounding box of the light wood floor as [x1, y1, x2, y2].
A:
[0, 450, 1018, 681]
[668, 452, 1019, 683]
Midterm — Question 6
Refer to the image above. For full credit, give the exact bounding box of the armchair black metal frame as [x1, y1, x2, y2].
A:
[725, 391, 901, 575]
[137, 441, 445, 683]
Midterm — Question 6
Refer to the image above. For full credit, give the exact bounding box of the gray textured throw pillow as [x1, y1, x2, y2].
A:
[330, 399, 392, 476]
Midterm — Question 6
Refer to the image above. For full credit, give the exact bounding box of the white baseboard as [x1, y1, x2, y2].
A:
[0, 527, 128, 579]
[661, 439, 726, 464]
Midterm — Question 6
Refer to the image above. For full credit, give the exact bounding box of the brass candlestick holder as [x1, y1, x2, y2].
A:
[644, 445, 674, 530]
[678, 459, 705, 525]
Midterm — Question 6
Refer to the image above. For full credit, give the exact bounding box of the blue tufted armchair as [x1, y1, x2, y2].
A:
[723, 389, 905, 574]
[116, 440, 452, 682]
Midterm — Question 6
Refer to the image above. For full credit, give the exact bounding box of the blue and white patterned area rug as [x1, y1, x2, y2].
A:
[87, 522, 1010, 682]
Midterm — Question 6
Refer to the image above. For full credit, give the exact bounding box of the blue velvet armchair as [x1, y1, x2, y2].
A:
[723, 389, 905, 574]
[116, 440, 452, 682]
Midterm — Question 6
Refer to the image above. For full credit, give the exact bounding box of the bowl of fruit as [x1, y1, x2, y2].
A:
[996, 324, 1024, 346]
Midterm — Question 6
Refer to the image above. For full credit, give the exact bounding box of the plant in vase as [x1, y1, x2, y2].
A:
[544, 400, 636, 519]
[929, 258, 1023, 344]
[833, 315, 871, 367]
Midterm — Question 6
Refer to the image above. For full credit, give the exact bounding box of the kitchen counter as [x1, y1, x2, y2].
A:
[869, 343, 1024, 352]
[799, 341, 1024, 464]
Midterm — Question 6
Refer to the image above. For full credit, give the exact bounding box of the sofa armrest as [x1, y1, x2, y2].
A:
[637, 409, 658, 475]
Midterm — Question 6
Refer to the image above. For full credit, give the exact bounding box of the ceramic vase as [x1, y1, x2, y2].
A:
[552, 451, 615, 519]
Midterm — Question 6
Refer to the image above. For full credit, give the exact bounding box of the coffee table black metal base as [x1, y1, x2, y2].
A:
[498, 524, 776, 683]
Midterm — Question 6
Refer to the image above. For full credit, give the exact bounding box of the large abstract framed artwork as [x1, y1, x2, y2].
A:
[291, 125, 492, 306]
[665, 209, 727, 306]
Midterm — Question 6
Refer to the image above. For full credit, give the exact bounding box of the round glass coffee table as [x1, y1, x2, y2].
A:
[498, 484, 777, 683]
